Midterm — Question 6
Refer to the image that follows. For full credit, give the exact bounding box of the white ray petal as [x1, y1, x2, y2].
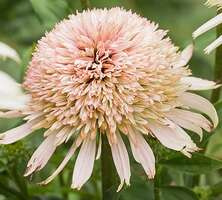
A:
[109, 132, 131, 192]
[204, 35, 222, 54]
[181, 77, 220, 90]
[0, 42, 20, 63]
[174, 44, 193, 68]
[128, 131, 155, 179]
[178, 92, 218, 128]
[0, 117, 42, 144]
[24, 134, 57, 176]
[72, 135, 96, 190]
[205, 0, 222, 9]
[40, 140, 81, 185]
[193, 13, 222, 39]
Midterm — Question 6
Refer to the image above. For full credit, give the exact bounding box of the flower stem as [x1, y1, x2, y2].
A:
[101, 135, 120, 200]
[211, 10, 222, 103]
[80, 0, 91, 10]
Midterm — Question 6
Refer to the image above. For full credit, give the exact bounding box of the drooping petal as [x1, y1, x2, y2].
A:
[24, 134, 57, 176]
[165, 108, 212, 133]
[148, 120, 199, 157]
[108, 132, 131, 192]
[72, 135, 96, 190]
[165, 110, 204, 140]
[193, 13, 222, 39]
[173, 44, 193, 68]
[0, 42, 20, 63]
[128, 131, 155, 178]
[180, 77, 220, 90]
[178, 92, 218, 128]
[204, 35, 222, 54]
[40, 139, 81, 185]
[0, 117, 41, 144]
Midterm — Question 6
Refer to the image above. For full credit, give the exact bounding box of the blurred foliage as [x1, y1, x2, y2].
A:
[0, 0, 222, 200]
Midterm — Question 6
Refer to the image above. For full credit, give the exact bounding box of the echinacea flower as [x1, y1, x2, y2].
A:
[193, 0, 222, 54]
[0, 8, 219, 191]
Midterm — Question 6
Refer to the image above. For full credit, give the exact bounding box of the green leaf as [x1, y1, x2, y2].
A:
[159, 153, 222, 174]
[30, 0, 69, 29]
[160, 186, 198, 200]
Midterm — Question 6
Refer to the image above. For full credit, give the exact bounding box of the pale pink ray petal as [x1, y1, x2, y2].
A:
[24, 133, 57, 176]
[178, 92, 218, 128]
[55, 126, 73, 146]
[166, 108, 212, 132]
[193, 13, 222, 38]
[72, 135, 96, 190]
[181, 77, 220, 90]
[108, 132, 131, 192]
[166, 111, 203, 140]
[40, 139, 82, 185]
[128, 131, 155, 179]
[0, 117, 42, 144]
[148, 121, 199, 157]
[173, 44, 193, 68]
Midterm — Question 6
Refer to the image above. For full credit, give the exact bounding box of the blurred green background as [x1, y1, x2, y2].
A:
[1, 0, 222, 200]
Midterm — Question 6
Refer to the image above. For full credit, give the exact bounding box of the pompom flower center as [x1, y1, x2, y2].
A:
[23, 9, 191, 142]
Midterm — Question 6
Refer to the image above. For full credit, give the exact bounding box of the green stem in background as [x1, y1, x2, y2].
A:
[59, 173, 68, 200]
[10, 163, 29, 200]
[154, 165, 162, 200]
[80, 0, 91, 10]
[211, 10, 222, 103]
[101, 135, 120, 200]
